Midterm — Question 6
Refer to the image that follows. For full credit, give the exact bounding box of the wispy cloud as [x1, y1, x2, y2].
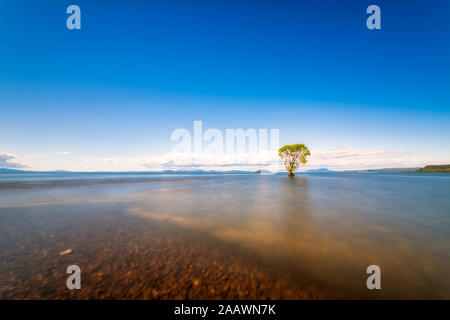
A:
[3, 147, 429, 172]
[0, 153, 27, 169]
[82, 150, 278, 171]
[78, 146, 426, 172]
[307, 146, 424, 170]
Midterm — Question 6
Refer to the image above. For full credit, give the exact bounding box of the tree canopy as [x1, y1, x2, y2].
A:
[278, 144, 311, 176]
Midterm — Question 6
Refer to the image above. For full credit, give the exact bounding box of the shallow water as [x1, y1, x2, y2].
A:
[0, 172, 449, 299]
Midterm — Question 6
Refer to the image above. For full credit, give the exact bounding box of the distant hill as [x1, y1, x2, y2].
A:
[416, 165, 450, 173]
[304, 168, 336, 173]
[0, 168, 34, 173]
[254, 169, 274, 174]
[0, 168, 72, 174]
[160, 169, 255, 174]
[343, 167, 421, 173]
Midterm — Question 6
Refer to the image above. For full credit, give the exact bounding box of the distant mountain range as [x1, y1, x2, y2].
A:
[1, 166, 449, 174]
[0, 168, 35, 173]
[342, 166, 450, 173]
[304, 168, 336, 173]
[0, 168, 255, 175]
[342, 167, 422, 173]
[0, 168, 70, 173]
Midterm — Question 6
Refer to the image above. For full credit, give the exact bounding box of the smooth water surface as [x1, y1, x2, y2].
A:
[1, 172, 449, 298]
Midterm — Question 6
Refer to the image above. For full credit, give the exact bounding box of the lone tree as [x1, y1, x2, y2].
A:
[278, 144, 311, 177]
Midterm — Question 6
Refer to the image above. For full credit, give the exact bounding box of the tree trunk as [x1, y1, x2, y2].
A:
[288, 172, 295, 177]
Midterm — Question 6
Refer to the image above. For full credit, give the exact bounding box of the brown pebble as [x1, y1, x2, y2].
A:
[59, 249, 72, 256]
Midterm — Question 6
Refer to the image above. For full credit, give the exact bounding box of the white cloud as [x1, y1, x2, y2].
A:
[56, 152, 72, 155]
[0, 152, 27, 169]
[5, 146, 432, 172]
[82, 150, 279, 171]
[306, 146, 425, 170]
[77, 146, 427, 172]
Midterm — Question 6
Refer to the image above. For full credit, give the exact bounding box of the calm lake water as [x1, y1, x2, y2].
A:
[0, 172, 449, 299]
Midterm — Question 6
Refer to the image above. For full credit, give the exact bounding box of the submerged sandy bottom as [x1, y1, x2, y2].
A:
[0, 203, 323, 299]
[1, 173, 449, 299]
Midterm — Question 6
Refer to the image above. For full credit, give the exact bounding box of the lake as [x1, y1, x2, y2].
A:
[0, 172, 449, 299]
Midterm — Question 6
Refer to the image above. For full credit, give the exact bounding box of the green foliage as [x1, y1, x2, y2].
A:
[278, 144, 311, 176]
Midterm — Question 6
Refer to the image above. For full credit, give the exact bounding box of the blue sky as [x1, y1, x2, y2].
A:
[0, 0, 449, 171]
